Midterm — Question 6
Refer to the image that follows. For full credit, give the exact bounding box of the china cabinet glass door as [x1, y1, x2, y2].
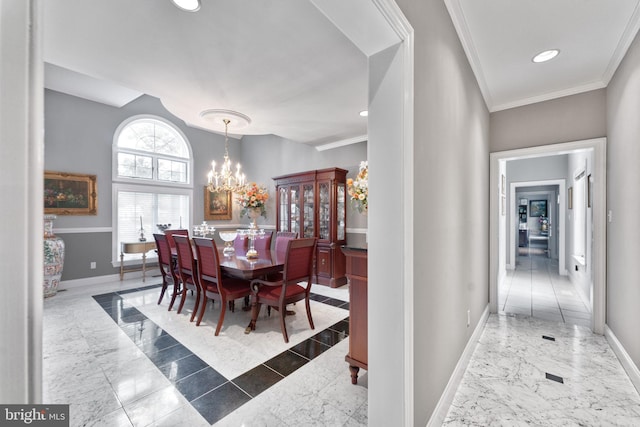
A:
[278, 187, 289, 232]
[302, 184, 314, 237]
[290, 186, 300, 236]
[337, 182, 345, 240]
[319, 182, 330, 240]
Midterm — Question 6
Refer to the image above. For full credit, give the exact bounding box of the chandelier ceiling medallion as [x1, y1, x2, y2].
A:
[201, 109, 251, 194]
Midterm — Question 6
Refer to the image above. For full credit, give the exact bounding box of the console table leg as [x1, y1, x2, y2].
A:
[349, 365, 360, 385]
[142, 253, 147, 282]
[120, 252, 124, 281]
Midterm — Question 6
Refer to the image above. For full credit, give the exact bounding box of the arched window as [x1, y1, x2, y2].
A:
[112, 116, 193, 265]
[115, 116, 190, 183]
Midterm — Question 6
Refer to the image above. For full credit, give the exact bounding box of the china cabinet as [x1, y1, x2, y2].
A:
[273, 168, 347, 287]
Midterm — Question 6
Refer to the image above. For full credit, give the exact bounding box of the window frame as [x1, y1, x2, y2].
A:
[112, 114, 193, 188]
[112, 115, 194, 267]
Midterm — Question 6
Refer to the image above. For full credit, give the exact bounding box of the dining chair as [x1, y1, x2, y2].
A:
[164, 228, 189, 251]
[193, 238, 252, 335]
[153, 233, 182, 310]
[246, 237, 317, 343]
[173, 235, 200, 322]
[253, 230, 273, 251]
[233, 233, 248, 252]
[274, 231, 298, 261]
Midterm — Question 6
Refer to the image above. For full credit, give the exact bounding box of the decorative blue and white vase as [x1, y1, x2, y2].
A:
[43, 214, 65, 298]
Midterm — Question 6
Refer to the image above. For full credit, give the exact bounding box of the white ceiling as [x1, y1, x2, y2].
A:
[42, 0, 372, 145]
[44, 1, 640, 145]
[446, 0, 640, 112]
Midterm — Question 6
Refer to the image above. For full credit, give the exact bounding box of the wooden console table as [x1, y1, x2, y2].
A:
[120, 241, 156, 281]
[341, 245, 367, 384]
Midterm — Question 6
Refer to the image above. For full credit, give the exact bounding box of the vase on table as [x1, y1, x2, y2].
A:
[43, 214, 65, 298]
[247, 207, 262, 229]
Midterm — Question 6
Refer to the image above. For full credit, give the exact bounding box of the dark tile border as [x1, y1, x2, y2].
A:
[92, 287, 349, 425]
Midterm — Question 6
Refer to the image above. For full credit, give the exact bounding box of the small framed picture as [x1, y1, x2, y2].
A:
[568, 187, 573, 210]
[204, 188, 232, 220]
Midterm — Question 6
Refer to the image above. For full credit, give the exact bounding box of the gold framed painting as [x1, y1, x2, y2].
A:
[204, 187, 232, 220]
[44, 171, 97, 215]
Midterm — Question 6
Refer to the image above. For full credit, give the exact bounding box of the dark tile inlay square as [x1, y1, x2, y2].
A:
[117, 287, 149, 295]
[264, 350, 309, 377]
[290, 338, 331, 360]
[232, 364, 284, 398]
[191, 382, 250, 424]
[545, 372, 564, 383]
[309, 293, 330, 303]
[542, 335, 556, 341]
[311, 328, 348, 346]
[174, 367, 227, 401]
[323, 297, 349, 308]
[146, 343, 193, 368]
[136, 333, 179, 352]
[328, 319, 350, 336]
[158, 354, 210, 383]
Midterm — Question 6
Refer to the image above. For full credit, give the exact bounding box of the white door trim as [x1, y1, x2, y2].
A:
[490, 137, 607, 334]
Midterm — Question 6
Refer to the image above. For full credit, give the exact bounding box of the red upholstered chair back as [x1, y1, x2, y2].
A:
[283, 238, 316, 284]
[274, 232, 297, 263]
[233, 233, 248, 252]
[253, 230, 273, 251]
[173, 235, 196, 278]
[165, 229, 189, 250]
[153, 233, 172, 271]
[193, 237, 221, 284]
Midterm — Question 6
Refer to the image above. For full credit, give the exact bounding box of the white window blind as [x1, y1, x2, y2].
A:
[116, 189, 190, 261]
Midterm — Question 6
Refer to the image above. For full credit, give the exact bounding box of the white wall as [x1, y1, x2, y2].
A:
[0, 0, 44, 403]
[606, 27, 640, 369]
[396, 1, 491, 424]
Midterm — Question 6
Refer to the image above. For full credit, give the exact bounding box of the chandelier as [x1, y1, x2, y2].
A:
[207, 118, 247, 193]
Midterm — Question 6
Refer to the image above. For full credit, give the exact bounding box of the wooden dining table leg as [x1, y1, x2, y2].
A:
[244, 302, 260, 334]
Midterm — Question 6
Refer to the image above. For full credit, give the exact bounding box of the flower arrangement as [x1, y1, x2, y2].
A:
[236, 182, 269, 218]
[347, 161, 368, 214]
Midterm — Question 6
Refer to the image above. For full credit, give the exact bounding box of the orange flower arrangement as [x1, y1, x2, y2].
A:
[237, 182, 269, 218]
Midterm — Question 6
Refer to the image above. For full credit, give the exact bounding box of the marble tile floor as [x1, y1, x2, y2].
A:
[43, 277, 367, 426]
[443, 313, 640, 426]
[500, 251, 591, 327]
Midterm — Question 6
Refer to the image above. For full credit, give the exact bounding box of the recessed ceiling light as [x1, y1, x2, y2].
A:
[532, 49, 559, 63]
[171, 0, 200, 12]
[359, 110, 368, 117]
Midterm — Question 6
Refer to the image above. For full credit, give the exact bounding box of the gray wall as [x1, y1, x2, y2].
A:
[606, 28, 640, 369]
[491, 89, 606, 152]
[45, 90, 367, 281]
[396, 1, 491, 424]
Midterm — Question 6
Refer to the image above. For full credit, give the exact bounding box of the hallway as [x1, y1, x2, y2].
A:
[499, 250, 591, 328]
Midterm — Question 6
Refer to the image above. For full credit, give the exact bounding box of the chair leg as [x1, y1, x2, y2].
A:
[305, 297, 315, 330]
[278, 305, 289, 343]
[176, 287, 188, 314]
[157, 281, 167, 305]
[196, 295, 208, 326]
[229, 300, 235, 312]
[168, 285, 178, 311]
[190, 288, 200, 322]
[215, 300, 227, 336]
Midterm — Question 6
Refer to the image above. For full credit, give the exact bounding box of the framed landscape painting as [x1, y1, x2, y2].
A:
[204, 187, 232, 220]
[44, 171, 97, 215]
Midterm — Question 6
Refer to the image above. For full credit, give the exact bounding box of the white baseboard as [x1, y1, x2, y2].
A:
[59, 267, 161, 290]
[426, 304, 490, 427]
[604, 324, 640, 395]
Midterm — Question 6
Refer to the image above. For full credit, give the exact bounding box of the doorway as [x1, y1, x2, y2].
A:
[489, 138, 607, 334]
